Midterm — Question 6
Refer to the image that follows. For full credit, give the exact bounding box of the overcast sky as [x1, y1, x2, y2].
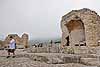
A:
[0, 0, 100, 40]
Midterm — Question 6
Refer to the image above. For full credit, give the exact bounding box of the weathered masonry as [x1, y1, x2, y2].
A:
[4, 33, 29, 48]
[61, 8, 100, 47]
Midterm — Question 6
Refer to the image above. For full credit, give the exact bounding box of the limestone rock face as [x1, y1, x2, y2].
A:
[61, 8, 100, 47]
[4, 33, 29, 48]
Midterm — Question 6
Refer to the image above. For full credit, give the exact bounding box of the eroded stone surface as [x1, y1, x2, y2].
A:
[0, 49, 100, 67]
[61, 8, 100, 47]
[3, 33, 29, 48]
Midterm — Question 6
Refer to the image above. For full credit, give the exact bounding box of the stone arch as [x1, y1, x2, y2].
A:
[64, 19, 86, 46]
[61, 8, 100, 47]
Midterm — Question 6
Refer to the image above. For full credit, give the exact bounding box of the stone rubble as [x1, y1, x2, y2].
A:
[0, 49, 99, 67]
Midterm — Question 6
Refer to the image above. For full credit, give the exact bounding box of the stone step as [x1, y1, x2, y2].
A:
[80, 58, 100, 66]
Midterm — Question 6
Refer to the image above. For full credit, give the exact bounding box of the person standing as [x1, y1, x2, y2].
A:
[7, 36, 16, 58]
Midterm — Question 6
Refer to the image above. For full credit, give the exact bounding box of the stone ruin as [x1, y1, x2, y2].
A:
[4, 33, 29, 48]
[61, 8, 100, 48]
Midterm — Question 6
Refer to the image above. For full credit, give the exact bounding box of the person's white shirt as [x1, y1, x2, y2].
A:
[9, 39, 16, 49]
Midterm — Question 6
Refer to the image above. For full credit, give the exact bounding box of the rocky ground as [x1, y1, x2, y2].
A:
[0, 49, 99, 67]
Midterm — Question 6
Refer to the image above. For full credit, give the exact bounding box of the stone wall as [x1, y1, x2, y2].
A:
[61, 8, 100, 48]
[4, 33, 29, 48]
[27, 44, 60, 53]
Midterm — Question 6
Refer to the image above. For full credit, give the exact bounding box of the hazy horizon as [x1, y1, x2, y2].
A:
[0, 33, 61, 40]
[0, 0, 100, 40]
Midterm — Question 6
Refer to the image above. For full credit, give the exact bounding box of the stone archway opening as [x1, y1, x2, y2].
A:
[65, 19, 86, 46]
